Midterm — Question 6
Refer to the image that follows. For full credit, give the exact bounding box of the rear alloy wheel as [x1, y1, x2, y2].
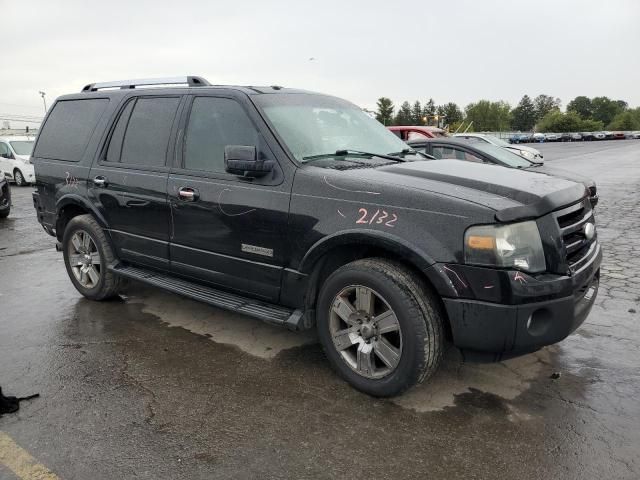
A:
[14, 169, 25, 186]
[62, 214, 121, 300]
[317, 258, 444, 397]
[68, 230, 102, 289]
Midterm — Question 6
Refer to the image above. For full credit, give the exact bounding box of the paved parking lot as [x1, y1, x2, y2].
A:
[1, 140, 639, 479]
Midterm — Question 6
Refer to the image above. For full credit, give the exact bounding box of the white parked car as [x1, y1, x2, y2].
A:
[0, 136, 36, 186]
[532, 132, 545, 142]
[453, 133, 544, 164]
[593, 132, 607, 140]
[544, 133, 560, 142]
[630, 131, 640, 139]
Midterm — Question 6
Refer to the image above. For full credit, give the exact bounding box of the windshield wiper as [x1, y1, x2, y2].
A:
[388, 148, 435, 160]
[302, 149, 407, 163]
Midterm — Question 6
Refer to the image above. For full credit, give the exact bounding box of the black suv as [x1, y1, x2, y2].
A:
[32, 76, 601, 396]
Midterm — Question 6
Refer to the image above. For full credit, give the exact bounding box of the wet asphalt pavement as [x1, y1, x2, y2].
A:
[1, 140, 639, 479]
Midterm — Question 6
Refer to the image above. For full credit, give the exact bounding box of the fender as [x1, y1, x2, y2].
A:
[55, 193, 109, 230]
[297, 228, 459, 299]
[299, 228, 435, 273]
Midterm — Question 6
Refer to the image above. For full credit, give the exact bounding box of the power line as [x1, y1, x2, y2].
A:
[0, 113, 43, 123]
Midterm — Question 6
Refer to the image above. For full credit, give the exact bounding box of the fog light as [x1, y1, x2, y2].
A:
[526, 309, 552, 337]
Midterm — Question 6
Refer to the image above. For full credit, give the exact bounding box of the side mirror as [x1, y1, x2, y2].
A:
[224, 145, 274, 178]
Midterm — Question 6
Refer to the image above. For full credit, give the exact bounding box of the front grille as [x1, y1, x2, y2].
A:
[554, 199, 596, 272]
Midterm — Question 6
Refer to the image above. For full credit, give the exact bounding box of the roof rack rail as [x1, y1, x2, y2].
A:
[81, 76, 210, 92]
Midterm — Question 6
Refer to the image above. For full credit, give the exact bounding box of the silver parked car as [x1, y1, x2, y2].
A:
[453, 133, 543, 164]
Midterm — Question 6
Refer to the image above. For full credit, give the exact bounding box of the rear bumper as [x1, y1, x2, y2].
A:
[440, 244, 601, 361]
[32, 191, 56, 236]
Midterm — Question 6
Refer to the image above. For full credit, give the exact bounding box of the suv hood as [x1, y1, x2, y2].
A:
[357, 160, 587, 222]
[527, 164, 595, 190]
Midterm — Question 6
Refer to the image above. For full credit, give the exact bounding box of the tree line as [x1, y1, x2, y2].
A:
[375, 95, 640, 133]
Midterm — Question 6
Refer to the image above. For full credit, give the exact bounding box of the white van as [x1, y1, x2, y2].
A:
[0, 136, 36, 186]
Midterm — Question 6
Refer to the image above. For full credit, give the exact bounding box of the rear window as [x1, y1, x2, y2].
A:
[34, 99, 109, 162]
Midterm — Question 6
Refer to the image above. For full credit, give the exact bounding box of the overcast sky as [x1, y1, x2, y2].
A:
[2, 0, 639, 125]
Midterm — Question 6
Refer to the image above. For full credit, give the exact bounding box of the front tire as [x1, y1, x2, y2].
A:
[62, 214, 121, 300]
[317, 258, 444, 397]
[13, 169, 26, 186]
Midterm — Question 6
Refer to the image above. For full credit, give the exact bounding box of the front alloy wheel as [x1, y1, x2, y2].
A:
[67, 230, 102, 288]
[317, 258, 444, 397]
[329, 285, 402, 379]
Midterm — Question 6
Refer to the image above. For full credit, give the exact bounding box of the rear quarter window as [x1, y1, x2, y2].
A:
[34, 98, 109, 162]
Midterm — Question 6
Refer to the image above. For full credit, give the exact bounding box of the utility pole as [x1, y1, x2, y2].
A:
[39, 91, 47, 113]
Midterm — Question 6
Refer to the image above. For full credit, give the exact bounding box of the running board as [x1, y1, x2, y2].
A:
[110, 265, 304, 330]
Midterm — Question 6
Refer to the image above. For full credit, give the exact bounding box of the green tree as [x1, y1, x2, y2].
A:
[537, 111, 604, 132]
[537, 111, 582, 132]
[607, 109, 640, 130]
[441, 102, 463, 126]
[464, 100, 512, 131]
[511, 95, 536, 131]
[375, 97, 395, 125]
[533, 94, 561, 121]
[591, 96, 626, 126]
[395, 101, 413, 125]
[411, 100, 423, 125]
[422, 98, 436, 122]
[566, 96, 593, 119]
[579, 119, 605, 132]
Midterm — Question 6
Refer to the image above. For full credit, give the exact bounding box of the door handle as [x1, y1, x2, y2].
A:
[178, 187, 199, 201]
[93, 176, 108, 187]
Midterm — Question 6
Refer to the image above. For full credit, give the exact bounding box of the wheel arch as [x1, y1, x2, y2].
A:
[297, 230, 453, 338]
[55, 194, 108, 242]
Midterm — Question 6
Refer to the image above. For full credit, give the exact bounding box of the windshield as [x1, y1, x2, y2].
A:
[9, 141, 34, 156]
[484, 135, 511, 147]
[253, 94, 410, 162]
[471, 143, 531, 168]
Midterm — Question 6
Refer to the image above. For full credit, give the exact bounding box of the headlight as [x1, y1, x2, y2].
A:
[464, 221, 546, 273]
[519, 150, 534, 159]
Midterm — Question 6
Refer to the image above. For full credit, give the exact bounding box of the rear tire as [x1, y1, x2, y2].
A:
[62, 214, 121, 300]
[316, 258, 444, 397]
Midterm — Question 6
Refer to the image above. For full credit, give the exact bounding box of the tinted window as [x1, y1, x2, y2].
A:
[34, 99, 108, 162]
[106, 100, 135, 163]
[432, 146, 483, 163]
[0, 143, 10, 157]
[184, 97, 259, 173]
[120, 97, 180, 167]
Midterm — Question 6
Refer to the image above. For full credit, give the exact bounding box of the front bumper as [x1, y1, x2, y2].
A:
[0, 180, 10, 211]
[438, 243, 602, 361]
